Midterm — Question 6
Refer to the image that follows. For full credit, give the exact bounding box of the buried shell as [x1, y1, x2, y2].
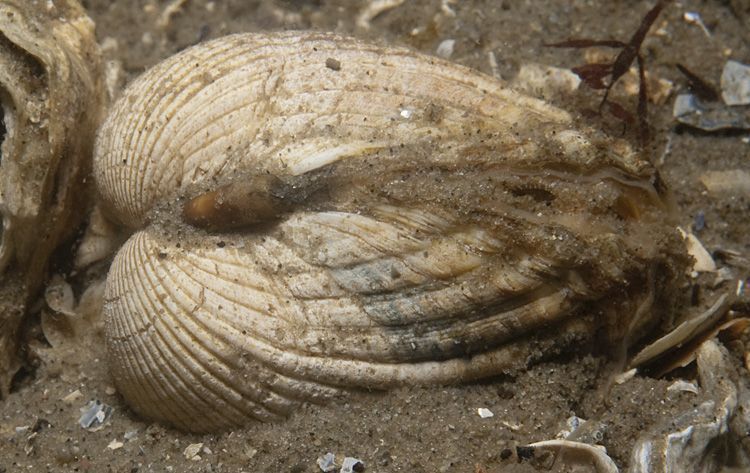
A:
[0, 0, 105, 394]
[94, 31, 689, 432]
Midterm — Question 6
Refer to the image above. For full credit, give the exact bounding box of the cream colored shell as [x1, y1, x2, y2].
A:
[94, 31, 686, 432]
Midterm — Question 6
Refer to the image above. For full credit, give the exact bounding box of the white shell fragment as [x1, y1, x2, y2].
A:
[477, 408, 494, 418]
[630, 293, 730, 368]
[94, 32, 689, 432]
[107, 439, 124, 450]
[666, 380, 699, 395]
[721, 60, 750, 106]
[513, 63, 581, 98]
[356, 0, 405, 29]
[436, 39, 456, 59]
[317, 452, 336, 472]
[78, 400, 114, 430]
[340, 457, 365, 473]
[74, 206, 125, 269]
[677, 228, 716, 273]
[523, 440, 618, 473]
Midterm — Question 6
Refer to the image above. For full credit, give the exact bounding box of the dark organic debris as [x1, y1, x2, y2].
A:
[547, 0, 672, 144]
[676, 64, 720, 102]
[516, 446, 535, 461]
[326, 57, 341, 71]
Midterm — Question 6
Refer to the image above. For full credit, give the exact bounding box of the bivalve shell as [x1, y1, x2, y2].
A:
[94, 31, 688, 432]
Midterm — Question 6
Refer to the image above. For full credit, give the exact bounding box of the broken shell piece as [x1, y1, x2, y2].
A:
[183, 442, 203, 461]
[677, 228, 716, 273]
[513, 63, 581, 98]
[317, 452, 336, 472]
[41, 279, 106, 347]
[356, 0, 405, 29]
[521, 440, 618, 473]
[0, 0, 106, 395]
[666, 379, 699, 395]
[673, 94, 750, 131]
[721, 60, 750, 106]
[107, 439, 124, 450]
[630, 293, 731, 369]
[78, 400, 114, 430]
[74, 206, 125, 269]
[435, 39, 456, 59]
[564, 417, 607, 445]
[614, 368, 637, 385]
[630, 340, 750, 473]
[556, 416, 587, 439]
[651, 317, 750, 377]
[340, 457, 365, 473]
[700, 170, 750, 199]
[44, 275, 76, 317]
[62, 389, 84, 405]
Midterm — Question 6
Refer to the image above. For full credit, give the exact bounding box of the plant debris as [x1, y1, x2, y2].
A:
[546, 0, 672, 144]
[676, 64, 720, 102]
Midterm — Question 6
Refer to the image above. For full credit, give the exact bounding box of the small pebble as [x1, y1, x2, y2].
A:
[326, 58, 341, 71]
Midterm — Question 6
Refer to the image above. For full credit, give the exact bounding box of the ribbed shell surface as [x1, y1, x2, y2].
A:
[95, 31, 686, 432]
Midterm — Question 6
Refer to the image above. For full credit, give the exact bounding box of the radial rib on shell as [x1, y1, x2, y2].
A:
[94, 31, 688, 432]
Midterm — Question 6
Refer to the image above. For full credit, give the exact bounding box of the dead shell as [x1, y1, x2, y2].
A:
[0, 0, 106, 395]
[94, 31, 688, 432]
